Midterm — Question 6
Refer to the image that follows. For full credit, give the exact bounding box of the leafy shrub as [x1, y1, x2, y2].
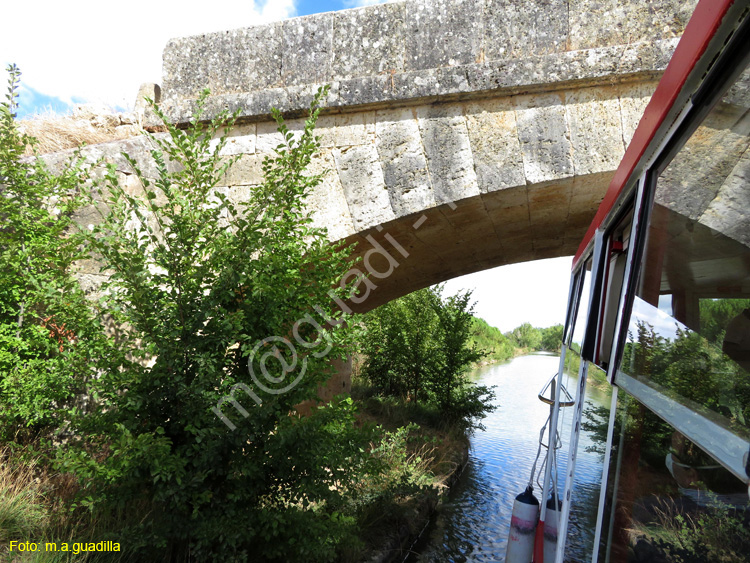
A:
[49, 86, 384, 561]
[360, 286, 495, 426]
[0, 64, 113, 444]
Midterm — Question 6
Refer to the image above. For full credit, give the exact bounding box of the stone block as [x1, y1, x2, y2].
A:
[483, 0, 568, 60]
[528, 182, 571, 211]
[489, 202, 531, 226]
[282, 12, 334, 87]
[700, 148, 750, 247]
[417, 104, 480, 205]
[568, 0, 696, 51]
[375, 108, 436, 217]
[336, 74, 397, 106]
[162, 23, 284, 100]
[221, 154, 264, 186]
[228, 185, 256, 208]
[464, 99, 525, 193]
[565, 86, 625, 175]
[482, 185, 529, 211]
[215, 123, 257, 156]
[496, 219, 532, 239]
[658, 106, 750, 221]
[515, 92, 574, 184]
[332, 2, 405, 81]
[317, 111, 376, 148]
[724, 67, 750, 108]
[256, 118, 306, 154]
[305, 150, 356, 241]
[334, 145, 395, 230]
[404, 0, 484, 71]
[618, 81, 657, 148]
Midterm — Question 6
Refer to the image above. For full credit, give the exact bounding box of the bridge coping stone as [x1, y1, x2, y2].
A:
[155, 0, 695, 126]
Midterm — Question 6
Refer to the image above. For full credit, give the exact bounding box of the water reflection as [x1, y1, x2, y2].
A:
[411, 353, 610, 562]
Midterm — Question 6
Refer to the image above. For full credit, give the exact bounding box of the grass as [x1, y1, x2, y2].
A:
[19, 111, 141, 156]
[0, 448, 133, 563]
[345, 379, 471, 561]
[626, 495, 750, 562]
[0, 450, 49, 546]
[0, 385, 469, 563]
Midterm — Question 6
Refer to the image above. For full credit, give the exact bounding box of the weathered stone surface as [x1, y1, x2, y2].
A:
[162, 23, 284, 100]
[618, 81, 658, 147]
[417, 104, 480, 205]
[282, 13, 334, 87]
[404, 0, 484, 71]
[568, 0, 697, 51]
[333, 145, 394, 230]
[133, 83, 162, 126]
[219, 123, 257, 156]
[515, 93, 573, 184]
[657, 104, 750, 222]
[156, 38, 679, 127]
[724, 67, 750, 108]
[317, 111, 376, 148]
[484, 0, 568, 60]
[566, 86, 625, 175]
[156, 0, 692, 127]
[464, 99, 525, 192]
[256, 118, 306, 153]
[332, 3, 405, 80]
[700, 148, 750, 247]
[375, 108, 436, 217]
[222, 154, 263, 186]
[305, 150, 356, 241]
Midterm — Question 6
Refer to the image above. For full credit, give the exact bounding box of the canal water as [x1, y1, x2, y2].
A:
[409, 352, 611, 562]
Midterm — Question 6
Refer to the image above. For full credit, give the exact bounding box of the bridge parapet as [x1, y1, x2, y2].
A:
[156, 0, 696, 126]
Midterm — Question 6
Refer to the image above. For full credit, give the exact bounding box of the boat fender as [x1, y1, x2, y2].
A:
[505, 486, 539, 563]
[543, 495, 562, 563]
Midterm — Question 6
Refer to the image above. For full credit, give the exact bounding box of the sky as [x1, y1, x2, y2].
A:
[1, 0, 381, 117]
[2, 0, 575, 332]
[443, 257, 572, 333]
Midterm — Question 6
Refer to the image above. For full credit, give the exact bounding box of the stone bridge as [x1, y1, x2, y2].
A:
[143, 0, 696, 311]
[59, 0, 697, 315]
[54, 0, 699, 402]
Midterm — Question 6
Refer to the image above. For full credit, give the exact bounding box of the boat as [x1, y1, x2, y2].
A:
[532, 0, 750, 560]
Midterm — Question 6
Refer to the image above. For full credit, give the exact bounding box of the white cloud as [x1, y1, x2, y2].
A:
[442, 256, 574, 333]
[0, 0, 296, 113]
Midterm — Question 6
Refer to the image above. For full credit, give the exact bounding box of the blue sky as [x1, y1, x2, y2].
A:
[1, 0, 573, 330]
[2, 0, 381, 117]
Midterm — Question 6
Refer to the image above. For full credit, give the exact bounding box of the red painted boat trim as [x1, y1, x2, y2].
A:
[572, 0, 736, 269]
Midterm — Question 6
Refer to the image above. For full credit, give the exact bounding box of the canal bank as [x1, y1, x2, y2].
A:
[404, 352, 610, 562]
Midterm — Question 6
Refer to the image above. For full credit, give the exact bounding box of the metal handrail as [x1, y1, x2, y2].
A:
[538, 372, 575, 407]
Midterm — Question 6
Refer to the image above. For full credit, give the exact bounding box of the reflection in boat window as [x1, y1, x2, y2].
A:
[618, 65, 750, 437]
[598, 393, 750, 562]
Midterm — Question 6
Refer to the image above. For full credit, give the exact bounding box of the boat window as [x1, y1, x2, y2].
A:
[616, 62, 750, 449]
[596, 390, 750, 562]
[595, 210, 633, 370]
[559, 361, 613, 562]
[570, 258, 593, 352]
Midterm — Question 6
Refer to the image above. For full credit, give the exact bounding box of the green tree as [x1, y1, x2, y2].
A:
[360, 288, 440, 404]
[360, 286, 495, 424]
[698, 297, 750, 345]
[509, 322, 542, 350]
[469, 317, 515, 362]
[539, 324, 564, 352]
[55, 87, 381, 561]
[0, 65, 113, 443]
[431, 289, 484, 411]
